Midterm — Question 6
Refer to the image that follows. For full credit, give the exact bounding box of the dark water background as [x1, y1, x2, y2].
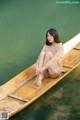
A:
[0, 0, 80, 119]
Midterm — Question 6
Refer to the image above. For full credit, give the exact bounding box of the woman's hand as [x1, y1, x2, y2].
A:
[36, 65, 47, 75]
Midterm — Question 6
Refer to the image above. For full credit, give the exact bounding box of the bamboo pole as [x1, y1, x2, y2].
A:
[8, 94, 29, 102]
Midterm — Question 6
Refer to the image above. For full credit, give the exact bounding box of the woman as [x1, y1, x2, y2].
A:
[34, 28, 64, 87]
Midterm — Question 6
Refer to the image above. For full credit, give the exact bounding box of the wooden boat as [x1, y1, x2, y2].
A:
[0, 33, 80, 118]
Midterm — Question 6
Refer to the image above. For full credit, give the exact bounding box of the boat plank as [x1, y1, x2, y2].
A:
[9, 63, 80, 117]
[0, 63, 79, 117]
[63, 45, 80, 65]
[8, 94, 29, 102]
[0, 65, 36, 100]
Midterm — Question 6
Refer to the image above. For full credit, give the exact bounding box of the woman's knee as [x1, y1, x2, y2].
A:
[40, 51, 45, 57]
[45, 51, 53, 58]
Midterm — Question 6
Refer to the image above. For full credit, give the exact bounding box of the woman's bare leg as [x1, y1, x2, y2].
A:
[35, 51, 53, 86]
[34, 52, 45, 86]
[43, 52, 61, 78]
[43, 51, 53, 65]
[35, 73, 44, 87]
[44, 70, 49, 78]
[35, 51, 60, 86]
[36, 52, 45, 69]
[34, 51, 52, 86]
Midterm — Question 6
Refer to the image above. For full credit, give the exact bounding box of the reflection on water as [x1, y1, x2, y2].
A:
[48, 75, 80, 120]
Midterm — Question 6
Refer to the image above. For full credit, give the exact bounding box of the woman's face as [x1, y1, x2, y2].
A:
[47, 32, 54, 43]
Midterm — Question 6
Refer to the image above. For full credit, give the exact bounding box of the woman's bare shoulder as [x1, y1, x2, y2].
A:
[58, 43, 63, 48]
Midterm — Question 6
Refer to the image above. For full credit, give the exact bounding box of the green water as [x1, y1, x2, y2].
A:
[0, 0, 80, 119]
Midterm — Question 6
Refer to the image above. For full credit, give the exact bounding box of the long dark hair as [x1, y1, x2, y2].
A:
[46, 28, 60, 45]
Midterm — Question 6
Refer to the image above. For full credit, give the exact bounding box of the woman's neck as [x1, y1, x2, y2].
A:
[52, 41, 57, 46]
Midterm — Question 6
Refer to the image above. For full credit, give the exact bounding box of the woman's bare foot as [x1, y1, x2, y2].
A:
[33, 79, 37, 84]
[36, 78, 42, 87]
[34, 74, 44, 87]
[34, 78, 42, 87]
